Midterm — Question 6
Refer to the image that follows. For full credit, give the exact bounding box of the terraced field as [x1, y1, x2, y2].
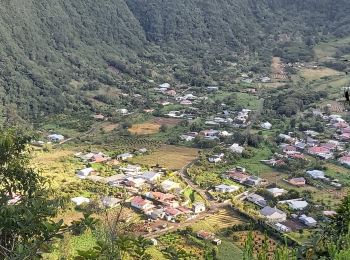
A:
[191, 208, 247, 233]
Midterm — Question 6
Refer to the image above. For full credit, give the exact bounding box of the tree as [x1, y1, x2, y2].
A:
[0, 130, 64, 258]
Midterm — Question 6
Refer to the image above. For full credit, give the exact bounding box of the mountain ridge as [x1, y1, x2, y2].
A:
[0, 0, 349, 121]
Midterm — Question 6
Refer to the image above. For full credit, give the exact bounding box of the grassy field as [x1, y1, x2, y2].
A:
[299, 68, 343, 81]
[217, 240, 243, 260]
[314, 37, 350, 61]
[325, 163, 350, 186]
[286, 230, 314, 245]
[131, 145, 199, 170]
[129, 122, 161, 135]
[31, 148, 82, 190]
[43, 231, 97, 259]
[237, 146, 274, 174]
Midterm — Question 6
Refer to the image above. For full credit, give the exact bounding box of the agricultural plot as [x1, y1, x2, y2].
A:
[217, 240, 243, 260]
[234, 230, 278, 258]
[299, 68, 343, 81]
[129, 123, 161, 135]
[236, 146, 274, 174]
[129, 117, 182, 135]
[191, 208, 247, 233]
[131, 145, 199, 170]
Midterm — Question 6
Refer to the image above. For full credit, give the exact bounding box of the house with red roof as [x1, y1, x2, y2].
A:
[164, 207, 182, 220]
[308, 146, 333, 159]
[339, 133, 350, 141]
[131, 196, 154, 211]
[342, 127, 350, 134]
[288, 153, 305, 160]
[197, 230, 215, 240]
[320, 142, 337, 151]
[229, 172, 250, 183]
[333, 122, 349, 129]
[339, 156, 350, 167]
[146, 191, 176, 202]
[288, 177, 306, 187]
[90, 154, 108, 163]
[283, 145, 298, 155]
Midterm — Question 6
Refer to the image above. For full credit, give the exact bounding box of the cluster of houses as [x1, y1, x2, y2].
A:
[275, 120, 349, 165]
[240, 73, 271, 84]
[131, 193, 206, 222]
[246, 191, 319, 233]
[74, 155, 210, 224]
[223, 167, 267, 187]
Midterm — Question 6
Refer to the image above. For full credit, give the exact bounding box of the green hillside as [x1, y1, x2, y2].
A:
[0, 0, 349, 121]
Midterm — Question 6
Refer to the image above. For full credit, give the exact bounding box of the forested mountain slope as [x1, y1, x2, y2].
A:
[0, 0, 349, 121]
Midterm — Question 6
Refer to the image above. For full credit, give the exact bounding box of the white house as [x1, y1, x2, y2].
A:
[306, 170, 325, 179]
[299, 214, 317, 227]
[161, 180, 181, 192]
[260, 206, 287, 223]
[140, 171, 162, 183]
[192, 202, 206, 214]
[117, 153, 133, 161]
[208, 153, 224, 163]
[215, 184, 240, 193]
[284, 200, 308, 210]
[261, 122, 272, 130]
[180, 134, 196, 142]
[159, 83, 170, 89]
[228, 144, 244, 154]
[117, 108, 129, 115]
[48, 134, 64, 142]
[106, 174, 126, 186]
[71, 197, 90, 206]
[76, 167, 95, 178]
[267, 188, 287, 197]
[126, 177, 146, 188]
[101, 197, 121, 208]
[120, 164, 142, 175]
[274, 223, 291, 233]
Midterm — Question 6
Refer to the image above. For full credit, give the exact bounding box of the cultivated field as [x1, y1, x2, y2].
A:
[191, 208, 247, 233]
[234, 230, 278, 258]
[129, 122, 161, 135]
[129, 117, 182, 135]
[131, 145, 198, 169]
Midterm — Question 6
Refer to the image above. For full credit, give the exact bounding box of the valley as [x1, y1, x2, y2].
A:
[25, 37, 350, 259]
[1, 1, 350, 259]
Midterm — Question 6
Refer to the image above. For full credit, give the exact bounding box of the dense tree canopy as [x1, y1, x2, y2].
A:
[0, 0, 349, 121]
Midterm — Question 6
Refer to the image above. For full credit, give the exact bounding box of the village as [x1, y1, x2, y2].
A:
[38, 82, 350, 251]
[29, 49, 350, 258]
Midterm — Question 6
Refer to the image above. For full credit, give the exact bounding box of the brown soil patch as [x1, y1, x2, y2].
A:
[151, 117, 183, 126]
[131, 145, 199, 169]
[129, 123, 161, 135]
